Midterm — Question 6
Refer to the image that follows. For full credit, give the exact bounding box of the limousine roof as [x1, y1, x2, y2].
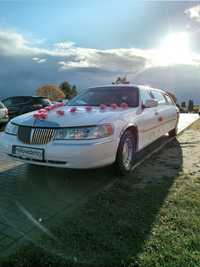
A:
[87, 84, 167, 93]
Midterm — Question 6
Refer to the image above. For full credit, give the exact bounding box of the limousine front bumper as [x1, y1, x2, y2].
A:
[0, 133, 119, 169]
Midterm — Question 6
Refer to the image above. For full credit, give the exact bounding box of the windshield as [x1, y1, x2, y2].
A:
[68, 86, 139, 107]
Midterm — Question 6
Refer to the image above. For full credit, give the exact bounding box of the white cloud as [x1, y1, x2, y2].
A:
[0, 29, 199, 77]
[1, 30, 200, 103]
[0, 30, 46, 56]
[185, 5, 200, 22]
[32, 57, 47, 63]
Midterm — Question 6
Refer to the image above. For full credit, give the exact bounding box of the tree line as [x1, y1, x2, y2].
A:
[177, 100, 195, 113]
[36, 79, 197, 114]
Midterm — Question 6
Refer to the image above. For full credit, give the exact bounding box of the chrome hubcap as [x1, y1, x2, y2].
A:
[122, 137, 133, 170]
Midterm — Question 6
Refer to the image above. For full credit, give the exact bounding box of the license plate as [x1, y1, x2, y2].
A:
[12, 146, 44, 161]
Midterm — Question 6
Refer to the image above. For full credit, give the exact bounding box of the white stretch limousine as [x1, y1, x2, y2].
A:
[1, 85, 179, 175]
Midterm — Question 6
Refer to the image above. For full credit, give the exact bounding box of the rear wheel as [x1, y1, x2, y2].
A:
[115, 130, 136, 176]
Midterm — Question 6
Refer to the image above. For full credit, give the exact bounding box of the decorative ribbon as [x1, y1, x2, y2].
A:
[33, 102, 129, 120]
[85, 106, 92, 112]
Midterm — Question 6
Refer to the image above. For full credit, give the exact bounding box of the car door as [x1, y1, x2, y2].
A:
[151, 90, 174, 137]
[164, 93, 179, 132]
[137, 87, 161, 150]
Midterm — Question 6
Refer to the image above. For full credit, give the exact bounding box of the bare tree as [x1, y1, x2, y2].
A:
[36, 84, 65, 101]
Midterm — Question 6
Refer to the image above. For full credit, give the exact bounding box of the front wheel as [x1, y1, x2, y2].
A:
[114, 130, 136, 176]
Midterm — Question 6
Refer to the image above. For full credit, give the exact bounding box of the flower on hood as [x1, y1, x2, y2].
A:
[57, 110, 65, 116]
[70, 107, 77, 113]
[111, 103, 118, 109]
[99, 104, 107, 110]
[85, 106, 92, 112]
[45, 106, 52, 111]
[38, 109, 46, 113]
[33, 112, 48, 120]
[120, 102, 128, 109]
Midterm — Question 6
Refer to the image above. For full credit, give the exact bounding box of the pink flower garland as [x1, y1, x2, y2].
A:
[111, 103, 118, 109]
[120, 102, 128, 109]
[69, 107, 77, 113]
[33, 103, 65, 120]
[33, 102, 129, 120]
[100, 104, 107, 110]
[33, 111, 48, 120]
[85, 106, 92, 112]
[57, 110, 65, 116]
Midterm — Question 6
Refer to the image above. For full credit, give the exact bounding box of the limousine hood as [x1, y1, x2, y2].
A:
[12, 106, 138, 128]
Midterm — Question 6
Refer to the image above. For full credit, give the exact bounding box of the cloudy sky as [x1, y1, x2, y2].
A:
[0, 0, 200, 103]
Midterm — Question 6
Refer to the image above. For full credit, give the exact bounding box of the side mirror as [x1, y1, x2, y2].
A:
[143, 99, 158, 108]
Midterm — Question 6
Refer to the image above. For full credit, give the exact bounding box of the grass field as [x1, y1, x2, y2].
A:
[1, 119, 200, 267]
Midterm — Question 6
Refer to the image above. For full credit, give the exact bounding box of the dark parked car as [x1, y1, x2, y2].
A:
[2, 96, 52, 119]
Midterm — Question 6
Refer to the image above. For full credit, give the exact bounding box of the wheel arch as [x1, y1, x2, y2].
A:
[120, 124, 139, 151]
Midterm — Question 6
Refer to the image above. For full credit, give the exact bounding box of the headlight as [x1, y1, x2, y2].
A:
[54, 124, 114, 140]
[5, 122, 19, 135]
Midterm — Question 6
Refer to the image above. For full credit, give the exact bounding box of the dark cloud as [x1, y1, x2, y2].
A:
[0, 30, 200, 104]
[135, 65, 200, 103]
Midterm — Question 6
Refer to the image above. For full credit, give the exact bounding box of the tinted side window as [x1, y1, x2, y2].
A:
[151, 91, 167, 104]
[140, 89, 153, 104]
[11, 97, 28, 105]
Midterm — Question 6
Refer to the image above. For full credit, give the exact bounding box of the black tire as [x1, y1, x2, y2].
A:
[115, 130, 136, 176]
[168, 127, 178, 137]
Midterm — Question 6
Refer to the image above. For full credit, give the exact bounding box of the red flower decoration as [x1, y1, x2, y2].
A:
[69, 107, 77, 113]
[111, 103, 118, 109]
[57, 110, 65, 116]
[121, 102, 128, 109]
[100, 104, 107, 110]
[51, 104, 57, 110]
[58, 102, 65, 107]
[33, 113, 40, 119]
[33, 112, 47, 120]
[45, 106, 52, 111]
[85, 106, 92, 112]
[38, 109, 46, 113]
[40, 113, 48, 119]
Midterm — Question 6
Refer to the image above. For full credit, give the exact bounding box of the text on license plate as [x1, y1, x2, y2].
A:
[12, 146, 44, 161]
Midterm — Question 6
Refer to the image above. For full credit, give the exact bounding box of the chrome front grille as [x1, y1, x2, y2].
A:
[18, 126, 55, 145]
